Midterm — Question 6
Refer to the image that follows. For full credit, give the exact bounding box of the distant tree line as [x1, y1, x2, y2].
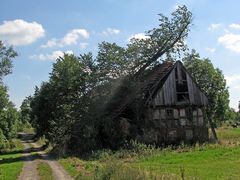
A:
[20, 6, 235, 154]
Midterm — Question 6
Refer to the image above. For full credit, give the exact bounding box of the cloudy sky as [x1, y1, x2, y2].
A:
[1, 0, 240, 110]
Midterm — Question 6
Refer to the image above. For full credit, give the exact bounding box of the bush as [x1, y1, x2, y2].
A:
[0, 129, 9, 150]
[90, 149, 114, 161]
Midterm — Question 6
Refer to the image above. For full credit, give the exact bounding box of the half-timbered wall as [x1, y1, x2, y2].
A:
[150, 106, 207, 142]
[107, 61, 208, 147]
[143, 61, 209, 144]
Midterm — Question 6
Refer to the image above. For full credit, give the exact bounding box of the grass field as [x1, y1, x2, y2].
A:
[59, 127, 240, 180]
[137, 145, 240, 179]
[37, 161, 54, 180]
[0, 139, 24, 180]
[217, 127, 240, 143]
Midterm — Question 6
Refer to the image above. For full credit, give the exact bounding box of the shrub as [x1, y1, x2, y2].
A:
[0, 129, 9, 150]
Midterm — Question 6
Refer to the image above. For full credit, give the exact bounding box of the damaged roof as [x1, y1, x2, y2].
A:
[109, 61, 176, 119]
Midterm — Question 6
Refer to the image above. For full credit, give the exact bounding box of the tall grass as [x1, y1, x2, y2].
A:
[37, 161, 54, 180]
[60, 127, 240, 180]
[76, 160, 178, 180]
[217, 127, 240, 144]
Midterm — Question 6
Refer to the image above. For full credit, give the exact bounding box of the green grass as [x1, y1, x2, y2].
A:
[59, 157, 80, 177]
[136, 145, 240, 179]
[59, 157, 100, 178]
[59, 127, 240, 180]
[37, 161, 54, 180]
[0, 139, 24, 180]
[217, 127, 240, 143]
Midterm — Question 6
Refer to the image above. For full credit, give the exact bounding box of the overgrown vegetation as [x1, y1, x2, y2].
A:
[0, 139, 24, 180]
[37, 161, 54, 180]
[20, 5, 234, 155]
[59, 127, 240, 180]
[23, 5, 193, 153]
[1, 4, 239, 180]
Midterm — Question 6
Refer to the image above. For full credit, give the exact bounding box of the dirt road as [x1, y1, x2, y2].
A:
[18, 133, 72, 180]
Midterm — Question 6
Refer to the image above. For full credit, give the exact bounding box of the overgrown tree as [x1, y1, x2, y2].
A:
[96, 5, 193, 121]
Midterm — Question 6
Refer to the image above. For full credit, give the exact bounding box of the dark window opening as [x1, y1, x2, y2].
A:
[175, 67, 189, 103]
[175, 67, 187, 81]
[166, 108, 174, 118]
[176, 82, 188, 92]
[175, 68, 178, 79]
[181, 69, 187, 80]
[185, 108, 191, 118]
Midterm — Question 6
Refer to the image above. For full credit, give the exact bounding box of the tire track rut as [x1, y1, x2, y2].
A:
[18, 133, 72, 180]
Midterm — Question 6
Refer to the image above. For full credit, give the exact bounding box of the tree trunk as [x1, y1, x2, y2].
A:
[208, 116, 218, 141]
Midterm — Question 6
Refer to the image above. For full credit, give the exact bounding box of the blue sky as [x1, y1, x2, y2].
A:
[1, 0, 240, 110]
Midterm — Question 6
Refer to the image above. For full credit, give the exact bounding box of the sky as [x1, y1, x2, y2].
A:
[0, 0, 240, 110]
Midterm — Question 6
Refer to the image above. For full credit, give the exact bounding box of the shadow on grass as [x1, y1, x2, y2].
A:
[0, 146, 54, 165]
[0, 133, 50, 165]
[1, 143, 48, 155]
[0, 154, 40, 165]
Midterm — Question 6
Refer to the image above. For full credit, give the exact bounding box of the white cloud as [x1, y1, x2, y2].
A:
[0, 19, 45, 46]
[218, 33, 240, 53]
[40, 38, 57, 48]
[62, 29, 89, 45]
[229, 23, 240, 30]
[127, 33, 149, 42]
[225, 74, 240, 110]
[225, 75, 240, 87]
[208, 23, 222, 31]
[102, 28, 120, 36]
[41, 28, 89, 48]
[29, 50, 73, 61]
[205, 47, 216, 53]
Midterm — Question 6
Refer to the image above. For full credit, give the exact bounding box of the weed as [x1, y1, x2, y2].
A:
[180, 166, 185, 180]
[37, 161, 54, 180]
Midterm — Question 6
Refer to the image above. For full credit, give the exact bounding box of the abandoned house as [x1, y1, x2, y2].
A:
[101, 60, 209, 148]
